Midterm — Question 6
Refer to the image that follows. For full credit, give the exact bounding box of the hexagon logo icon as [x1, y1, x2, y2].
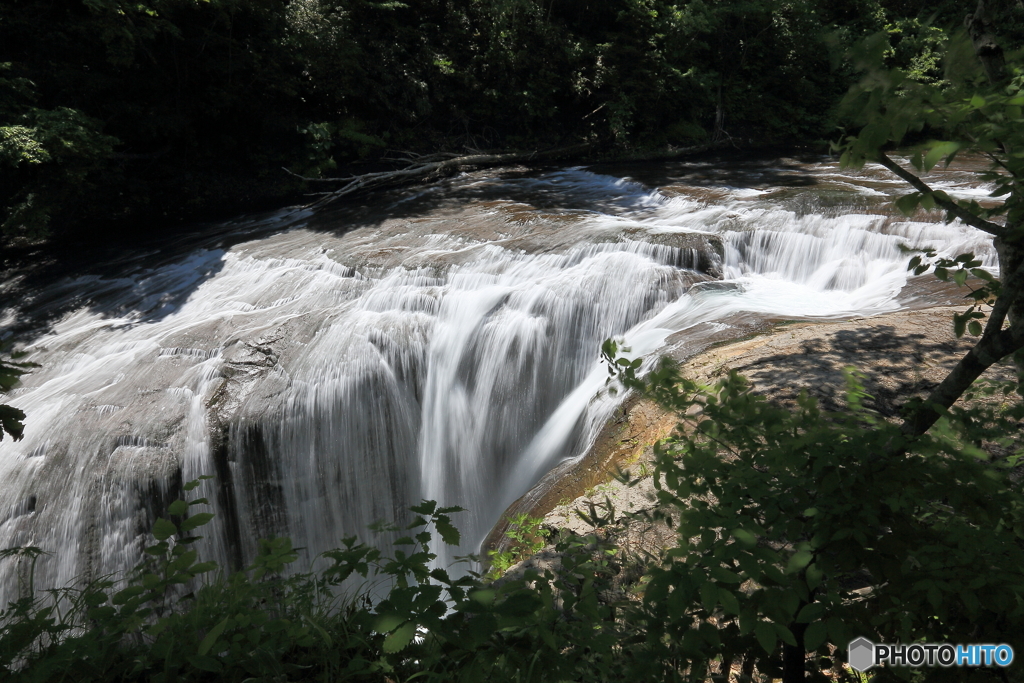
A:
[848, 637, 876, 672]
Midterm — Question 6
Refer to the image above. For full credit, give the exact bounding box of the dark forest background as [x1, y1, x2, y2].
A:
[0, 0, 1017, 243]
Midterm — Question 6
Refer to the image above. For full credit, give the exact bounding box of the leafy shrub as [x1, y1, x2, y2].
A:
[0, 484, 625, 682]
[2, 342, 1022, 682]
[604, 340, 1024, 682]
[486, 513, 549, 580]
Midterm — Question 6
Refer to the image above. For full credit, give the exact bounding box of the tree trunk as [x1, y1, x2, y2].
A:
[713, 80, 726, 142]
[781, 621, 807, 683]
[965, 1, 1007, 85]
[901, 234, 1024, 437]
[1000, 233, 1024, 378]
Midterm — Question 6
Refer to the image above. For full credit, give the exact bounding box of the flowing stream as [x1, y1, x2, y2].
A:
[0, 156, 997, 600]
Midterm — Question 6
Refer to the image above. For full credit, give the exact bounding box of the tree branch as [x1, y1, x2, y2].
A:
[983, 291, 1013, 337]
[874, 152, 1004, 236]
[900, 319, 1023, 437]
[293, 144, 593, 209]
[282, 167, 353, 183]
[898, 241, 1024, 437]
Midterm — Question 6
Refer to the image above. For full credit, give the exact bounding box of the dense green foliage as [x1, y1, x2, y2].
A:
[610, 348, 1024, 682]
[834, 0, 1024, 442]
[2, 347, 1021, 682]
[485, 512, 549, 580]
[0, 0, 989, 241]
[0, 482, 628, 682]
[4, 2, 1024, 680]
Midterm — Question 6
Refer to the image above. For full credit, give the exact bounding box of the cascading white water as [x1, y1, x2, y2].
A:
[0, 157, 997, 598]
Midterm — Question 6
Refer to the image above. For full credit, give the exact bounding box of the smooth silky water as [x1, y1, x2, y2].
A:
[0, 156, 997, 600]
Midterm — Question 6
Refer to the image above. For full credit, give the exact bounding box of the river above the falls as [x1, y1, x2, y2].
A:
[0, 154, 997, 599]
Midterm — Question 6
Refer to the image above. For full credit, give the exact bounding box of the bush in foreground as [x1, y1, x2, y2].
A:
[2, 349, 1023, 682]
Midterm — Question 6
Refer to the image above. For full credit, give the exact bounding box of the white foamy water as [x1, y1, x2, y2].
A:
[0, 158, 998, 596]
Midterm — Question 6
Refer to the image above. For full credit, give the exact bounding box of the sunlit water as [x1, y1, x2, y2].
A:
[0, 156, 997, 599]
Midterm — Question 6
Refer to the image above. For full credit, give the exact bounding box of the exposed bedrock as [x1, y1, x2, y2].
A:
[0, 161, 998, 599]
[484, 304, 1018, 561]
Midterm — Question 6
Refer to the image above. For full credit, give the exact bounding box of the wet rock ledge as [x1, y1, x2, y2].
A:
[484, 304, 1018, 560]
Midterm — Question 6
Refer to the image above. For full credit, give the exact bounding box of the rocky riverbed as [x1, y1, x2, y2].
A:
[489, 304, 1020, 572]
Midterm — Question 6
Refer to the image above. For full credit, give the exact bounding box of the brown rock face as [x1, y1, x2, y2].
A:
[484, 305, 1020, 562]
[482, 396, 677, 556]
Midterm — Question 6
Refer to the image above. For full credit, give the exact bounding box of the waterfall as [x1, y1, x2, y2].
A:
[0, 158, 996, 598]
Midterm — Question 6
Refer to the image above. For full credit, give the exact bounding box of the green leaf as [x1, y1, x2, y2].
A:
[375, 614, 405, 633]
[775, 623, 798, 647]
[112, 585, 145, 605]
[168, 500, 188, 516]
[861, 122, 891, 149]
[923, 142, 959, 172]
[187, 654, 223, 673]
[435, 517, 460, 546]
[167, 549, 198, 572]
[182, 476, 213, 492]
[732, 528, 757, 546]
[152, 518, 177, 541]
[718, 587, 740, 615]
[84, 591, 107, 607]
[494, 591, 542, 617]
[755, 621, 777, 654]
[469, 589, 496, 607]
[895, 192, 921, 215]
[796, 602, 824, 623]
[826, 616, 848, 645]
[968, 320, 983, 336]
[410, 500, 437, 515]
[709, 566, 741, 583]
[804, 620, 829, 651]
[383, 621, 417, 653]
[198, 616, 230, 655]
[786, 549, 813, 574]
[180, 513, 214, 533]
[701, 581, 718, 611]
[954, 312, 967, 338]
